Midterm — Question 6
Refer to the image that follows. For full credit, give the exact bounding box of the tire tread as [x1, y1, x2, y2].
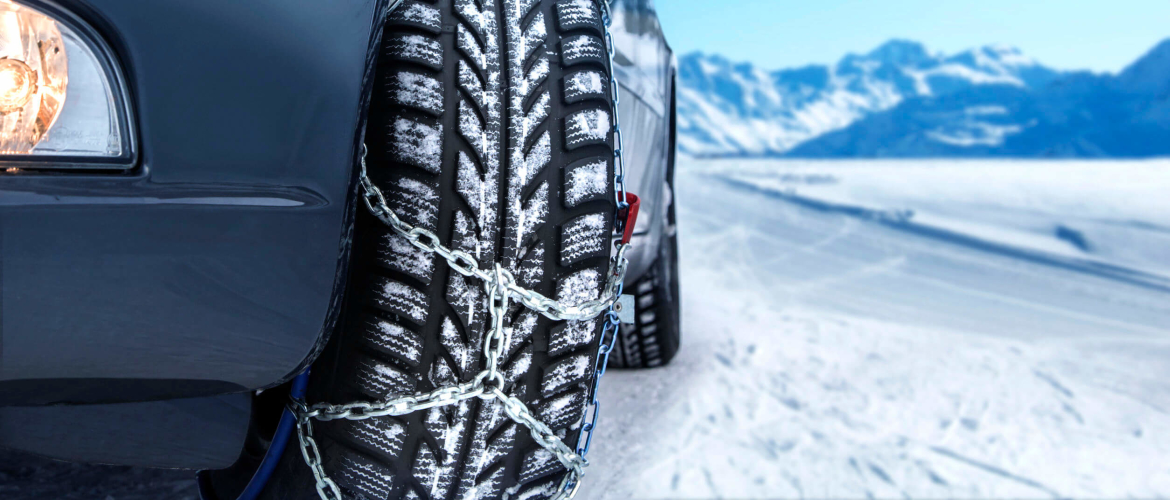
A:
[305, 1, 616, 498]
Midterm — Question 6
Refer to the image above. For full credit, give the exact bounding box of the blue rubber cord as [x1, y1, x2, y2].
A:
[236, 370, 310, 500]
[198, 370, 310, 500]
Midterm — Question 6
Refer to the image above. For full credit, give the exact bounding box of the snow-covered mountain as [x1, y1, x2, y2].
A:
[788, 39, 1170, 158]
[677, 40, 1062, 156]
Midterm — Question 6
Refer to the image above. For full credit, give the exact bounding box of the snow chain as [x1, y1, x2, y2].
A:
[291, 1, 629, 498]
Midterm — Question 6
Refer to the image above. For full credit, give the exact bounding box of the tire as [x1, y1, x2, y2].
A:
[608, 230, 680, 369]
[265, 1, 618, 499]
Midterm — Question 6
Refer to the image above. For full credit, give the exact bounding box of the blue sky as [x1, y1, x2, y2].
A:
[656, 0, 1170, 73]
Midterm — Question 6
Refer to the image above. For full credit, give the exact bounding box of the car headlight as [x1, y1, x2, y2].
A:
[0, 0, 133, 168]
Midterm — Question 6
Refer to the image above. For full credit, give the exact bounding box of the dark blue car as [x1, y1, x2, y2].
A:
[0, 0, 677, 498]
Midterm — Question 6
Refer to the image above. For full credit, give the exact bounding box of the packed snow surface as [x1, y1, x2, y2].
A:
[579, 158, 1170, 499]
[716, 159, 1170, 278]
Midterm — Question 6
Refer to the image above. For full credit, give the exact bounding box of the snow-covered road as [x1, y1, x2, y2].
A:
[579, 159, 1170, 498]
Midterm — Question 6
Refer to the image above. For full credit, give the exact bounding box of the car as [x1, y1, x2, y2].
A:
[0, 0, 677, 498]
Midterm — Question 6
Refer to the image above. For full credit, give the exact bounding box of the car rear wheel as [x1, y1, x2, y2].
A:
[257, 1, 619, 499]
[608, 205, 680, 369]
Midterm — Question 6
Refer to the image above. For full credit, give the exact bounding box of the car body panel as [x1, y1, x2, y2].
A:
[0, 0, 380, 403]
[609, 0, 676, 282]
[0, 392, 249, 469]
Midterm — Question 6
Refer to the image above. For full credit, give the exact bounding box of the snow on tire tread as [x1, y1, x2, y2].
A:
[309, 0, 615, 498]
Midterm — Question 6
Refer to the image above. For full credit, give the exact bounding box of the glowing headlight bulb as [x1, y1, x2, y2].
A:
[0, 57, 35, 111]
[0, 0, 67, 153]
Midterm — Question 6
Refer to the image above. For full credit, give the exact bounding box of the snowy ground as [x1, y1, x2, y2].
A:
[579, 158, 1170, 499]
[713, 159, 1170, 278]
[5, 159, 1170, 499]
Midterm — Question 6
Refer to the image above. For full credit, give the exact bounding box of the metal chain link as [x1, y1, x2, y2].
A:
[599, 0, 628, 215]
[293, 153, 627, 499]
[290, 2, 629, 498]
[574, 0, 625, 473]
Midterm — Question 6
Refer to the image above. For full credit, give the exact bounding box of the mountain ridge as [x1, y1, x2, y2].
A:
[678, 38, 1170, 158]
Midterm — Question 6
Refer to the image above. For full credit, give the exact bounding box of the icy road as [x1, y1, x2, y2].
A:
[579, 159, 1170, 499]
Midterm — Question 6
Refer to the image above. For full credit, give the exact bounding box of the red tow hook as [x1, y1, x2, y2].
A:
[618, 193, 640, 245]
